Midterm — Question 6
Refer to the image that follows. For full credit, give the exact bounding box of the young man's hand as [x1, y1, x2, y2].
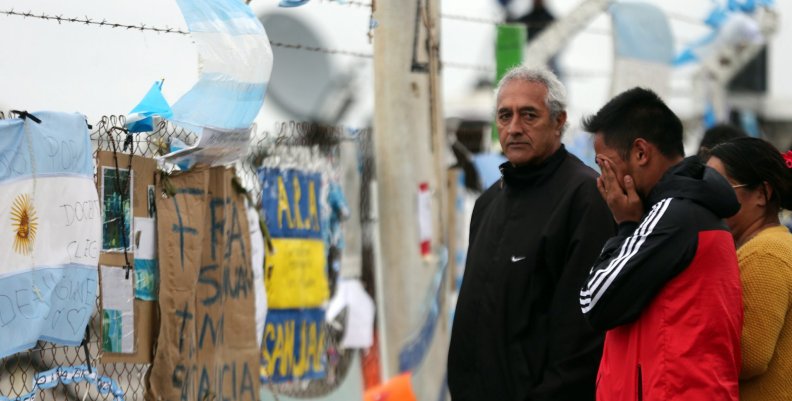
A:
[596, 156, 643, 224]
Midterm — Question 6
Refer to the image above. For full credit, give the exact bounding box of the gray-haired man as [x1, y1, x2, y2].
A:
[447, 66, 615, 401]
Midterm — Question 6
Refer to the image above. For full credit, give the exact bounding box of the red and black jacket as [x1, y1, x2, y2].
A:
[580, 156, 743, 401]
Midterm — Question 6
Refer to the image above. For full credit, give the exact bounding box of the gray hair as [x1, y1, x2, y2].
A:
[495, 66, 568, 133]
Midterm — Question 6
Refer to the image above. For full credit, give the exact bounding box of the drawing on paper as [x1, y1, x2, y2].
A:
[102, 309, 123, 353]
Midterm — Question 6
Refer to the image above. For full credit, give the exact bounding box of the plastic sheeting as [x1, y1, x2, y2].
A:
[171, 0, 273, 131]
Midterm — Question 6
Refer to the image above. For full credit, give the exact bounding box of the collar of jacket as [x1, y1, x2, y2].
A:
[499, 145, 567, 189]
[647, 155, 740, 218]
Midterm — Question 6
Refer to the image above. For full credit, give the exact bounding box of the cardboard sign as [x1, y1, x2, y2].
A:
[149, 167, 259, 401]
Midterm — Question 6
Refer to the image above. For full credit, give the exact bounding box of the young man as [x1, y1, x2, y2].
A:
[448, 66, 615, 401]
[579, 87, 743, 401]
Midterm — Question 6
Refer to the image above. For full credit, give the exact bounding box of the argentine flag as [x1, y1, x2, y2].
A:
[0, 112, 100, 358]
[609, 2, 675, 98]
[171, 0, 273, 132]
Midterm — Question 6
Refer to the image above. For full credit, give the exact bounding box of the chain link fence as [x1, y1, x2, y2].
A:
[0, 112, 373, 400]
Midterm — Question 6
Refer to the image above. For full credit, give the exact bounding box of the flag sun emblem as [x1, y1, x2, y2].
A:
[11, 193, 38, 255]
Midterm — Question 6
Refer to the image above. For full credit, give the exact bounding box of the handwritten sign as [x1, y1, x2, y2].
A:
[259, 167, 328, 309]
[0, 111, 99, 358]
[261, 308, 327, 383]
[150, 167, 259, 401]
[258, 167, 330, 385]
[265, 239, 328, 308]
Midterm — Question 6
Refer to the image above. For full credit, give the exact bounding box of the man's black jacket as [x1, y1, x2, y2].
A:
[448, 146, 615, 401]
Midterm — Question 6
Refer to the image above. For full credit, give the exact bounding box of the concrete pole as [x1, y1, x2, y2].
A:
[373, 0, 447, 398]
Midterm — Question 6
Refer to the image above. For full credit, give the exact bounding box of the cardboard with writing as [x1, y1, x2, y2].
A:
[96, 151, 159, 364]
[149, 166, 259, 401]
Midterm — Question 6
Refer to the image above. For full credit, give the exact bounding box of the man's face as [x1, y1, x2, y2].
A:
[496, 80, 565, 166]
[594, 133, 633, 192]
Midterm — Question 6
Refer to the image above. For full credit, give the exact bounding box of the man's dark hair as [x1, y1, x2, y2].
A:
[582, 87, 684, 160]
[709, 137, 792, 213]
[697, 124, 747, 158]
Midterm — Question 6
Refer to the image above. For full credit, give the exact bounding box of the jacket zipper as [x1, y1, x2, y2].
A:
[637, 364, 643, 401]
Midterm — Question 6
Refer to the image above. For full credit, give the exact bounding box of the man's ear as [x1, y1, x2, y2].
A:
[554, 111, 567, 136]
[632, 138, 651, 166]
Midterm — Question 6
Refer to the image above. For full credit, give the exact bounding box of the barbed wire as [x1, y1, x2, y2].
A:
[442, 61, 494, 73]
[0, 9, 190, 34]
[440, 13, 503, 25]
[3, 8, 374, 59]
[269, 41, 373, 58]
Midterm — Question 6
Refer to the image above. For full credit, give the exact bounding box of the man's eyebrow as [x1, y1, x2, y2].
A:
[497, 106, 539, 113]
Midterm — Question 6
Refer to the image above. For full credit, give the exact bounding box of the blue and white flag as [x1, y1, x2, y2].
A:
[0, 112, 100, 358]
[126, 80, 173, 133]
[609, 2, 674, 98]
[674, 1, 769, 66]
[171, 0, 273, 132]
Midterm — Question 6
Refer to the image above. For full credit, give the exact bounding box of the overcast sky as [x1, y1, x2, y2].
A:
[0, 0, 789, 132]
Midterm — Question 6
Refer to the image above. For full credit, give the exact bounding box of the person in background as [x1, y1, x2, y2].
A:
[579, 87, 742, 401]
[696, 123, 747, 159]
[706, 137, 792, 401]
[448, 66, 615, 401]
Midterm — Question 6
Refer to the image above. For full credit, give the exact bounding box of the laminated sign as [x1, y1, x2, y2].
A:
[258, 166, 329, 383]
[259, 167, 328, 308]
[0, 112, 100, 358]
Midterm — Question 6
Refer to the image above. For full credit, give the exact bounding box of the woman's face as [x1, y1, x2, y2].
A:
[706, 156, 755, 233]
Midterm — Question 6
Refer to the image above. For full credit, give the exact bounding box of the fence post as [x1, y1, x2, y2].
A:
[372, 0, 448, 398]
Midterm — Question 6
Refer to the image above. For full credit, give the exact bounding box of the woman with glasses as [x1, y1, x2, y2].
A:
[706, 137, 792, 401]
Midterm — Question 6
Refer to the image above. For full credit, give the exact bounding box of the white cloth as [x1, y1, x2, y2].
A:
[247, 203, 267, 347]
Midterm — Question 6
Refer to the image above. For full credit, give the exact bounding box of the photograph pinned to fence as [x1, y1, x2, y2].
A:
[101, 166, 134, 252]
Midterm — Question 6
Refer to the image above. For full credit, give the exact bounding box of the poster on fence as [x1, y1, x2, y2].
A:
[96, 151, 159, 364]
[0, 111, 99, 358]
[259, 167, 328, 308]
[149, 166, 259, 401]
[258, 166, 329, 383]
